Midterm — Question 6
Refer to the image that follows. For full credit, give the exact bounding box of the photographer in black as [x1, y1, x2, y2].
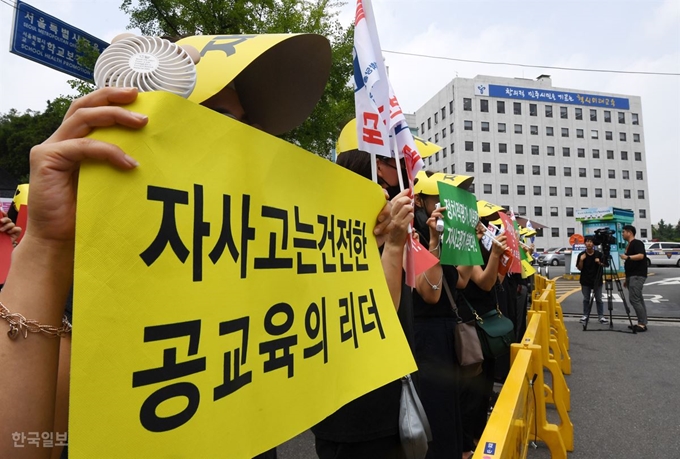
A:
[620, 225, 648, 332]
[577, 236, 609, 324]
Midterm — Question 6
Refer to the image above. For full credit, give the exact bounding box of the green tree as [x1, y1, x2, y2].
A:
[0, 97, 72, 182]
[120, 0, 354, 157]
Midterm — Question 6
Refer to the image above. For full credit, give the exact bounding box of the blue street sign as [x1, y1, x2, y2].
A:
[10, 0, 109, 82]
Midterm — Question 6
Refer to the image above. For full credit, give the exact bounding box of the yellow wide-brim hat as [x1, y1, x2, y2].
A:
[335, 118, 442, 159]
[413, 171, 474, 195]
[477, 200, 505, 218]
[177, 34, 331, 135]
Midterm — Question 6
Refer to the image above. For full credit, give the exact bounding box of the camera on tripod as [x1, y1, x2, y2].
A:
[592, 228, 616, 253]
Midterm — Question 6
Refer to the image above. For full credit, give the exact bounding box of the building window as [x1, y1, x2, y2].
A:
[561, 127, 569, 137]
[464, 120, 473, 130]
[566, 207, 574, 217]
[484, 184, 492, 194]
[533, 165, 540, 175]
[550, 207, 558, 217]
[604, 110, 611, 123]
[513, 124, 522, 134]
[441, 107, 446, 120]
[517, 185, 525, 195]
[552, 228, 560, 237]
[435, 152, 439, 161]
[622, 170, 630, 180]
[606, 131, 613, 140]
[499, 143, 507, 153]
[578, 148, 585, 158]
[465, 141, 474, 151]
[639, 209, 646, 219]
[624, 189, 631, 199]
[579, 168, 587, 177]
[530, 103, 537, 116]
[516, 164, 525, 174]
[635, 152, 642, 161]
[533, 186, 541, 196]
[434, 113, 438, 124]
[530, 125, 538, 135]
[450, 123, 454, 133]
[636, 171, 643, 180]
[514, 102, 522, 115]
[443, 166, 448, 173]
[531, 145, 539, 155]
[483, 163, 491, 173]
[482, 142, 491, 152]
[463, 98, 472, 111]
[481, 121, 490, 132]
[435, 133, 439, 142]
[618, 112, 625, 124]
[576, 129, 584, 138]
[620, 132, 627, 142]
[518, 206, 527, 215]
[498, 123, 506, 133]
[564, 167, 571, 177]
[633, 133, 640, 142]
[567, 227, 575, 237]
[548, 166, 556, 176]
[560, 106, 568, 119]
[501, 184, 509, 195]
[546, 126, 554, 136]
[442, 147, 447, 158]
[427, 118, 431, 129]
[500, 164, 508, 174]
[638, 190, 645, 199]
[442, 128, 446, 139]
[547, 146, 555, 156]
[594, 168, 601, 178]
[545, 105, 553, 118]
[595, 188, 603, 198]
[420, 123, 425, 134]
[534, 206, 543, 216]
[549, 186, 557, 196]
[465, 162, 475, 172]
[590, 109, 597, 121]
[641, 228, 648, 238]
[536, 228, 544, 237]
[591, 130, 599, 139]
[632, 113, 639, 125]
[575, 108, 583, 120]
[608, 169, 616, 179]
[449, 100, 454, 114]
[580, 188, 588, 197]
[497, 101, 505, 114]
[563, 147, 570, 157]
[593, 149, 600, 159]
[515, 144, 524, 154]
[607, 150, 614, 159]
[480, 99, 489, 112]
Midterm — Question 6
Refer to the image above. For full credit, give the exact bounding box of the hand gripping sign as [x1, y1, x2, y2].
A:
[69, 93, 416, 458]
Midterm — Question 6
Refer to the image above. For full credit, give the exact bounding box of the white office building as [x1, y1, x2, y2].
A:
[414, 75, 651, 248]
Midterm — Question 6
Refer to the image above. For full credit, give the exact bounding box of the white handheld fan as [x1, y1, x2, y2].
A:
[94, 34, 200, 99]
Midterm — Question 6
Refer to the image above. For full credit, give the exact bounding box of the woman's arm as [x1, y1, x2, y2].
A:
[469, 234, 508, 291]
[381, 189, 413, 310]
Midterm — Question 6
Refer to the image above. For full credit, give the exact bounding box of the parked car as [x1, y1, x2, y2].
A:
[537, 247, 570, 266]
[645, 241, 680, 267]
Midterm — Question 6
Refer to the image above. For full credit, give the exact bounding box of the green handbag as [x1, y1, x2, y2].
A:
[461, 293, 515, 359]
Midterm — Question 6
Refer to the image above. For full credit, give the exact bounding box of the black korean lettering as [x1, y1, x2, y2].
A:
[336, 218, 353, 272]
[132, 320, 205, 432]
[214, 317, 252, 401]
[339, 293, 359, 349]
[359, 288, 385, 339]
[192, 184, 210, 282]
[254, 206, 293, 269]
[209, 194, 255, 279]
[140, 186, 190, 266]
[352, 220, 369, 271]
[317, 215, 337, 273]
[303, 299, 328, 363]
[199, 35, 256, 58]
[293, 206, 317, 274]
[259, 303, 298, 378]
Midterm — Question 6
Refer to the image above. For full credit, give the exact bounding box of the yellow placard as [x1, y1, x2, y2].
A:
[70, 92, 416, 459]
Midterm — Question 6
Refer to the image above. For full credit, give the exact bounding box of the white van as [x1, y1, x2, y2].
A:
[645, 241, 680, 267]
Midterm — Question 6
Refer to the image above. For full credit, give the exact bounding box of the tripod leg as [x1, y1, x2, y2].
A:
[606, 254, 636, 334]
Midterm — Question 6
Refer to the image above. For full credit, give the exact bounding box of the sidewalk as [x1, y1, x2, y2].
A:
[528, 318, 680, 458]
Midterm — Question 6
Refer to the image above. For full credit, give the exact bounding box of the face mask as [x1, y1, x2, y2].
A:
[381, 170, 410, 200]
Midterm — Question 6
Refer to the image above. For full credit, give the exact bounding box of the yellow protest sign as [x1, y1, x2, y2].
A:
[69, 92, 416, 459]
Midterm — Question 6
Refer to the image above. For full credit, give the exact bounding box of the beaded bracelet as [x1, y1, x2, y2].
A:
[0, 301, 72, 340]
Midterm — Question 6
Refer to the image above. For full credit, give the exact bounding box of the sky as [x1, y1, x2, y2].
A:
[1, 0, 679, 225]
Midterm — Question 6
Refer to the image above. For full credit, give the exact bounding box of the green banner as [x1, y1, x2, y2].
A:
[437, 182, 484, 266]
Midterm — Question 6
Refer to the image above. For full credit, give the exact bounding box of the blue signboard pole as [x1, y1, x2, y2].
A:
[10, 0, 110, 82]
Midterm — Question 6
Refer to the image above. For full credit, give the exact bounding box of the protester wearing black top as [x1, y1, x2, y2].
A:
[620, 225, 648, 332]
[577, 237, 608, 324]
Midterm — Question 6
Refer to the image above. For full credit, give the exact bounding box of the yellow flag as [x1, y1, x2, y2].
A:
[70, 92, 416, 459]
[521, 259, 537, 278]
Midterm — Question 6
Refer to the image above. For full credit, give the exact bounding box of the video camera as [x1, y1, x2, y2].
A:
[593, 227, 616, 253]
